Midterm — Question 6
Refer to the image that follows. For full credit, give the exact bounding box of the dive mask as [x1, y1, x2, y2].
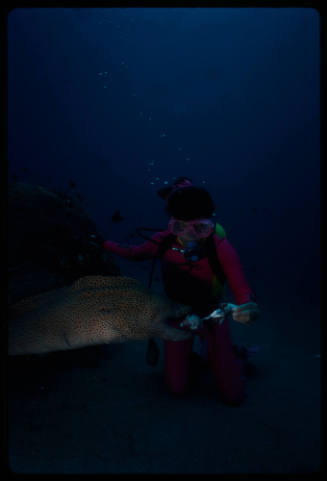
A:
[168, 217, 214, 239]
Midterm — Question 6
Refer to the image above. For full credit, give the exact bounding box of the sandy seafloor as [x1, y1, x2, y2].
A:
[7, 259, 321, 474]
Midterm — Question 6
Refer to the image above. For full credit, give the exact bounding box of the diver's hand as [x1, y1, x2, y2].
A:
[232, 302, 260, 325]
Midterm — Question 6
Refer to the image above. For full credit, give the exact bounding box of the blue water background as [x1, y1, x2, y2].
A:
[8, 7, 320, 310]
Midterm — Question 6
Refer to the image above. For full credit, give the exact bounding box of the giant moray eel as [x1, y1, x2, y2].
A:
[8, 275, 192, 356]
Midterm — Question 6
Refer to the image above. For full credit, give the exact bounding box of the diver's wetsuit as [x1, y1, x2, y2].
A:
[104, 230, 254, 404]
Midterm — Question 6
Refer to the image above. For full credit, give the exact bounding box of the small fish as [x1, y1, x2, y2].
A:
[112, 210, 124, 223]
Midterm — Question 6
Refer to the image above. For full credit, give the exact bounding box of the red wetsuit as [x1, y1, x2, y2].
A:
[104, 230, 254, 404]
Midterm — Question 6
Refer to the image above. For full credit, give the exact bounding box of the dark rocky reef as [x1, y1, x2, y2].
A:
[8, 182, 120, 305]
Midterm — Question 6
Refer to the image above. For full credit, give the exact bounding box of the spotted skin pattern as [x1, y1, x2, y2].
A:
[8, 275, 192, 356]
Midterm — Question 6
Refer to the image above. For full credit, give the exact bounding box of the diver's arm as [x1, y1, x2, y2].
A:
[103, 231, 168, 261]
[216, 237, 256, 305]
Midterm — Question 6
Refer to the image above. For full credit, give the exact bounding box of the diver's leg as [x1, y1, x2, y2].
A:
[205, 321, 246, 405]
[164, 336, 194, 396]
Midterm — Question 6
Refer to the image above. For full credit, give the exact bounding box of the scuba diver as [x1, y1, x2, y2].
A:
[103, 178, 260, 406]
